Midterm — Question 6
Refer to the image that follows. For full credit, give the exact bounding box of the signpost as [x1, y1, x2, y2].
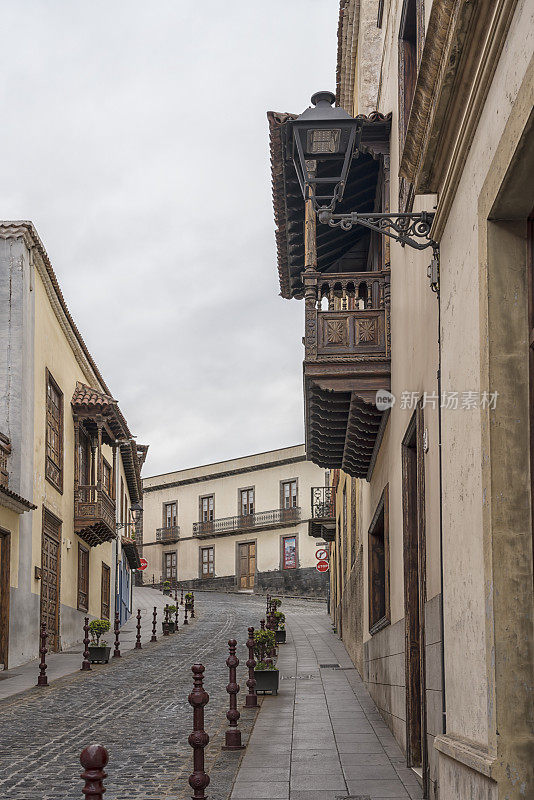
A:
[139, 558, 148, 571]
[315, 548, 328, 561]
[316, 560, 330, 573]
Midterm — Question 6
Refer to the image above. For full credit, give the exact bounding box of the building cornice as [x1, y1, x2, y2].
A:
[143, 455, 308, 494]
[0, 484, 36, 514]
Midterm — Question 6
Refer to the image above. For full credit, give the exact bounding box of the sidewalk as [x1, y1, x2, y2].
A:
[0, 586, 175, 701]
[231, 609, 423, 800]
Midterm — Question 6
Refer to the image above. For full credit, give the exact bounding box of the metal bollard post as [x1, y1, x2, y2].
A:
[113, 611, 121, 658]
[184, 603, 189, 625]
[180, 588, 184, 605]
[37, 622, 48, 686]
[188, 664, 210, 800]
[222, 639, 245, 750]
[175, 603, 179, 631]
[81, 617, 92, 671]
[260, 618, 265, 631]
[151, 607, 157, 642]
[245, 627, 257, 708]
[190, 593, 195, 619]
[80, 744, 108, 800]
[163, 605, 170, 636]
[135, 609, 142, 649]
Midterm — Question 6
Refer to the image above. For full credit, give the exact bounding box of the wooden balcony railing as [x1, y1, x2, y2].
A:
[74, 485, 116, 546]
[193, 507, 301, 537]
[156, 526, 180, 544]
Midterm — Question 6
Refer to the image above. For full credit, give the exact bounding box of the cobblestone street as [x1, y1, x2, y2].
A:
[0, 591, 315, 800]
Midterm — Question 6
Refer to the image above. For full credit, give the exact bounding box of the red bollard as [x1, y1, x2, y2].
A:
[81, 617, 91, 671]
[222, 639, 245, 750]
[80, 744, 108, 799]
[37, 622, 48, 686]
[113, 611, 121, 658]
[245, 627, 257, 708]
[183, 603, 189, 625]
[180, 588, 184, 605]
[188, 664, 210, 800]
[135, 609, 142, 649]
[151, 607, 157, 642]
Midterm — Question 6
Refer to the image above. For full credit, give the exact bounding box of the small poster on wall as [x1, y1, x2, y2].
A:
[283, 536, 297, 569]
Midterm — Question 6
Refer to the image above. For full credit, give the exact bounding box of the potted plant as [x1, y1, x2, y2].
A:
[163, 580, 171, 596]
[271, 597, 282, 608]
[185, 592, 193, 609]
[253, 629, 279, 694]
[88, 619, 111, 663]
[273, 611, 286, 644]
[162, 606, 176, 634]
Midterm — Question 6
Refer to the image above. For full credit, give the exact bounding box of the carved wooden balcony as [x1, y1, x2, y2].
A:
[193, 507, 301, 538]
[156, 526, 181, 544]
[304, 270, 391, 479]
[308, 486, 336, 541]
[74, 485, 117, 546]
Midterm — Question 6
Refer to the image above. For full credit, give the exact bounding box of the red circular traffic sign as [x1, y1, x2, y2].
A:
[316, 560, 330, 573]
[139, 558, 148, 571]
[315, 548, 328, 560]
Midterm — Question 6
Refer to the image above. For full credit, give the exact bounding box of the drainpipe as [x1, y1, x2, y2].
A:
[436, 279, 447, 736]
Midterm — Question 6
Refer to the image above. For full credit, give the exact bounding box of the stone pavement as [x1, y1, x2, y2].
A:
[230, 608, 423, 800]
[0, 586, 177, 701]
[0, 590, 275, 800]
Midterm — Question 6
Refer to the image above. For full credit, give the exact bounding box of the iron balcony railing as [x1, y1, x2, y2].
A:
[193, 506, 301, 536]
[156, 526, 180, 543]
[311, 487, 335, 521]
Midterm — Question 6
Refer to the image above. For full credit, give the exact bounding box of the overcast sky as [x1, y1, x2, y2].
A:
[2, 1, 339, 476]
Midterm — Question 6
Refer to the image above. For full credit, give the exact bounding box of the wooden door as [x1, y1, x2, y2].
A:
[101, 563, 110, 619]
[164, 552, 177, 581]
[0, 529, 10, 669]
[201, 547, 214, 579]
[238, 542, 255, 589]
[41, 510, 61, 652]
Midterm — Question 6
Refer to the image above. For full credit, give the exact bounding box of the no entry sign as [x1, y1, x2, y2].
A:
[316, 559, 330, 573]
[139, 558, 148, 571]
[315, 548, 329, 561]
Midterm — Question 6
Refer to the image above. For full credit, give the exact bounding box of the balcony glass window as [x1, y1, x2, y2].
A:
[201, 495, 214, 522]
[45, 371, 63, 492]
[282, 480, 298, 509]
[240, 488, 254, 517]
[102, 458, 112, 497]
[164, 502, 177, 528]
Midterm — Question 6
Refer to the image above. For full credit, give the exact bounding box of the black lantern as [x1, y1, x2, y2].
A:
[130, 502, 143, 524]
[291, 91, 364, 212]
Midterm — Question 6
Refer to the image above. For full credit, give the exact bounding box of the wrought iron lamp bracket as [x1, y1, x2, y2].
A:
[116, 521, 136, 531]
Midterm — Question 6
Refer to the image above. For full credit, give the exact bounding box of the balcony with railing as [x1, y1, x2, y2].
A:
[308, 486, 336, 541]
[304, 270, 391, 480]
[156, 526, 181, 544]
[193, 506, 301, 537]
[74, 485, 116, 546]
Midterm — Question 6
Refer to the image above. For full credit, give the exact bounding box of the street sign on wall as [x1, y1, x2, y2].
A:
[139, 558, 148, 571]
[315, 548, 329, 561]
[316, 559, 330, 573]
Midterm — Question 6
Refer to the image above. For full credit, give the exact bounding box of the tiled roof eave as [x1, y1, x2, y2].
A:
[0, 484, 36, 513]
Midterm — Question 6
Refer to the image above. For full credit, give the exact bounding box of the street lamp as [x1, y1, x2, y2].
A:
[291, 91, 439, 287]
[116, 501, 143, 531]
[291, 90, 364, 213]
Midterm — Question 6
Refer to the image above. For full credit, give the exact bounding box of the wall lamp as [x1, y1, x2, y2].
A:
[116, 501, 143, 531]
[290, 91, 439, 290]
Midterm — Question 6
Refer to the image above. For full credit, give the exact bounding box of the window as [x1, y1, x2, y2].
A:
[77, 544, 89, 611]
[200, 495, 214, 522]
[282, 535, 297, 570]
[120, 477, 125, 523]
[200, 546, 214, 579]
[281, 480, 298, 509]
[102, 458, 112, 497]
[164, 551, 177, 581]
[240, 488, 254, 517]
[399, 0, 419, 141]
[342, 483, 348, 577]
[368, 485, 390, 633]
[164, 502, 177, 528]
[101, 563, 110, 619]
[45, 371, 63, 492]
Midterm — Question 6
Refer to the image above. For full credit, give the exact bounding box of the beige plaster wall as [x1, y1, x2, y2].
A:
[0, 506, 20, 588]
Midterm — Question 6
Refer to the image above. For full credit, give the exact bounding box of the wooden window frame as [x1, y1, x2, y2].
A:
[163, 501, 177, 528]
[281, 534, 298, 570]
[238, 486, 255, 517]
[45, 369, 63, 493]
[368, 484, 390, 634]
[101, 562, 111, 619]
[199, 494, 215, 523]
[199, 546, 214, 579]
[77, 543, 89, 612]
[398, 0, 425, 210]
[102, 457, 113, 498]
[280, 479, 298, 510]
